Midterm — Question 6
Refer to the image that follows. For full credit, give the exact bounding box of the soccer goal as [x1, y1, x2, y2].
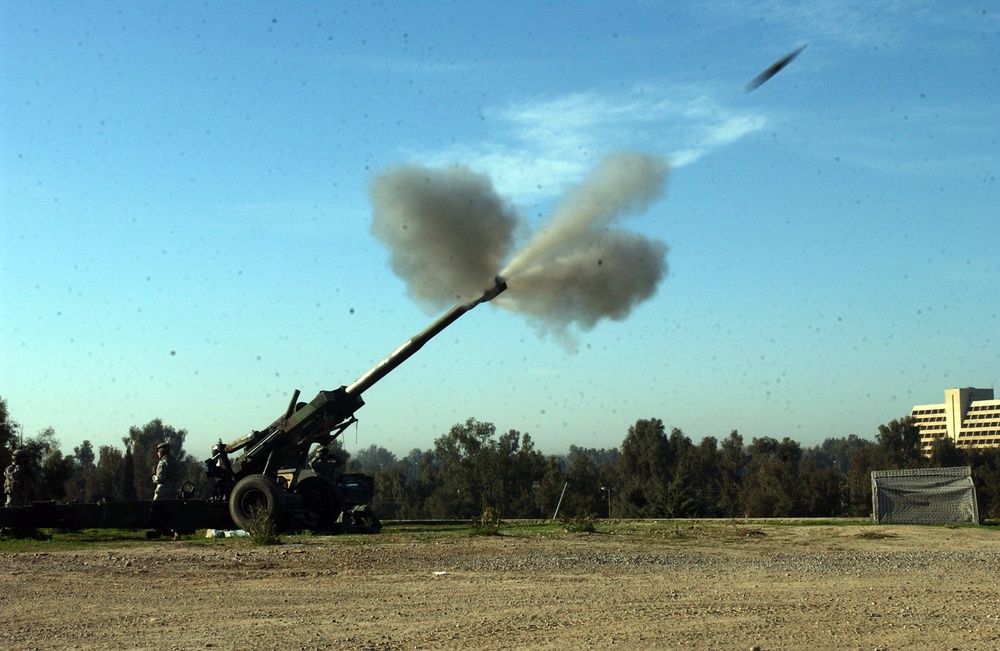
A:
[871, 466, 980, 524]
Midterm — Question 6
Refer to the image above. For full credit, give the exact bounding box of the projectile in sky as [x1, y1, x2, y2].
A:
[745, 44, 808, 92]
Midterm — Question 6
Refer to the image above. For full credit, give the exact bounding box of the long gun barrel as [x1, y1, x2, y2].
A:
[215, 277, 508, 478]
[346, 277, 507, 397]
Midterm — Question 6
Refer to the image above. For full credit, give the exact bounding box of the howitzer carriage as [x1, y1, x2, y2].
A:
[1, 280, 507, 534]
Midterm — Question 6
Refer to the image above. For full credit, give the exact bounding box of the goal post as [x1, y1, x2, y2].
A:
[871, 466, 980, 525]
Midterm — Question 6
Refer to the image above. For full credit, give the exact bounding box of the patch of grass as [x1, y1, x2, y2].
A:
[470, 507, 502, 536]
[856, 527, 897, 540]
[8, 517, 987, 551]
[729, 524, 766, 539]
[0, 527, 50, 542]
[661, 525, 693, 540]
[0, 527, 215, 551]
[941, 522, 989, 529]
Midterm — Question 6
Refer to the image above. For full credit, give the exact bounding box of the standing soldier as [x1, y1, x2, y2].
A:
[151, 442, 181, 500]
[4, 449, 37, 507]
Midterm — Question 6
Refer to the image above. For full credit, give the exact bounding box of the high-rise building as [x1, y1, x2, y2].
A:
[911, 387, 1000, 453]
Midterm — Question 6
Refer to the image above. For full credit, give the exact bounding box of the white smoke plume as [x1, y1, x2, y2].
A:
[369, 151, 670, 342]
[369, 164, 519, 308]
[496, 151, 669, 335]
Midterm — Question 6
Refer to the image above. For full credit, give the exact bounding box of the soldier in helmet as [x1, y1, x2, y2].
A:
[4, 449, 38, 507]
[308, 445, 341, 483]
[151, 442, 181, 500]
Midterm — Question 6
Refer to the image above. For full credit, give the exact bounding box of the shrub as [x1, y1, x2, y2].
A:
[247, 505, 282, 545]
[471, 507, 501, 536]
[560, 513, 596, 533]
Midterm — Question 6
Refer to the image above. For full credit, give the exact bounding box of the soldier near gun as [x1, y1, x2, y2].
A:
[4, 449, 38, 507]
[308, 446, 341, 483]
[151, 442, 181, 500]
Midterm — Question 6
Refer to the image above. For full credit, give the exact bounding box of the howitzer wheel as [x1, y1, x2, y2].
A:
[229, 474, 286, 531]
[294, 476, 343, 531]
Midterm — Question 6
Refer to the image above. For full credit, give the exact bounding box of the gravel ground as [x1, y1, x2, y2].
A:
[3, 522, 1000, 650]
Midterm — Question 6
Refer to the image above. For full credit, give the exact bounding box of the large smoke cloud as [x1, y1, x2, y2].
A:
[369, 151, 670, 343]
[369, 165, 519, 307]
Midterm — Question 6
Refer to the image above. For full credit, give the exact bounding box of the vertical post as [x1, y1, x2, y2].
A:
[601, 486, 611, 519]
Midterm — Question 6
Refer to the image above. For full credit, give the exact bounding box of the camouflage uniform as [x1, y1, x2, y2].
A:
[152, 443, 181, 500]
[309, 447, 340, 483]
[4, 450, 36, 507]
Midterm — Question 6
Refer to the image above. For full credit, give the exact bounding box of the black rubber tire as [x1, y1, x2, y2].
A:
[228, 474, 286, 531]
[295, 476, 344, 531]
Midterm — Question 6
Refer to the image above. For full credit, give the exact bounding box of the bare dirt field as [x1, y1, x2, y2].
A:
[3, 522, 1000, 650]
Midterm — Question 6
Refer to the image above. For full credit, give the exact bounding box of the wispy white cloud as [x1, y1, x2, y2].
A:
[706, 0, 999, 53]
[414, 87, 766, 205]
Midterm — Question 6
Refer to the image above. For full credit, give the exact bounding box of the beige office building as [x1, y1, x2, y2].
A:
[911, 387, 1000, 453]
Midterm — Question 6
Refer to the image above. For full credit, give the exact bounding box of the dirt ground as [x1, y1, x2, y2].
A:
[3, 522, 1000, 650]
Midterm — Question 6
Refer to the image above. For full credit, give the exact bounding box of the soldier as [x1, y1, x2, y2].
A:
[151, 442, 181, 500]
[308, 445, 341, 483]
[4, 449, 37, 507]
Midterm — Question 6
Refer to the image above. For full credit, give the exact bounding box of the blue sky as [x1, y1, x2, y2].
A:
[2, 1, 997, 458]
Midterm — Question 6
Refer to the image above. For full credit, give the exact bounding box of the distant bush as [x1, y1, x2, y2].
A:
[471, 507, 501, 536]
[560, 513, 596, 533]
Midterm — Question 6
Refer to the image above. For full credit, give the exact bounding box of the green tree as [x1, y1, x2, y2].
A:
[928, 437, 967, 468]
[477, 428, 520, 512]
[411, 449, 440, 518]
[616, 418, 671, 517]
[122, 444, 136, 500]
[845, 440, 879, 516]
[96, 445, 130, 501]
[717, 431, 746, 517]
[20, 427, 74, 502]
[349, 444, 398, 474]
[740, 437, 803, 517]
[843, 418, 925, 517]
[534, 456, 567, 519]
[659, 429, 700, 517]
[423, 419, 548, 519]
[561, 449, 603, 517]
[371, 464, 407, 520]
[562, 445, 620, 517]
[817, 435, 868, 472]
[799, 447, 845, 516]
[969, 447, 1000, 519]
[671, 435, 723, 517]
[875, 417, 923, 469]
[567, 445, 620, 470]
[506, 433, 548, 518]
[68, 440, 97, 501]
[426, 418, 495, 518]
[0, 395, 21, 469]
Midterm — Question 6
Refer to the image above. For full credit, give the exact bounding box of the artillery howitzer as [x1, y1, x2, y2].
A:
[0, 279, 508, 534]
[205, 278, 508, 532]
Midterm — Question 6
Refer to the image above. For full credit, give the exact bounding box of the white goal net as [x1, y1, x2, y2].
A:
[871, 466, 979, 525]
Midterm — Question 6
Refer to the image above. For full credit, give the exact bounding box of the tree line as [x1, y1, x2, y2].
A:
[3, 395, 999, 520]
[355, 417, 1000, 520]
